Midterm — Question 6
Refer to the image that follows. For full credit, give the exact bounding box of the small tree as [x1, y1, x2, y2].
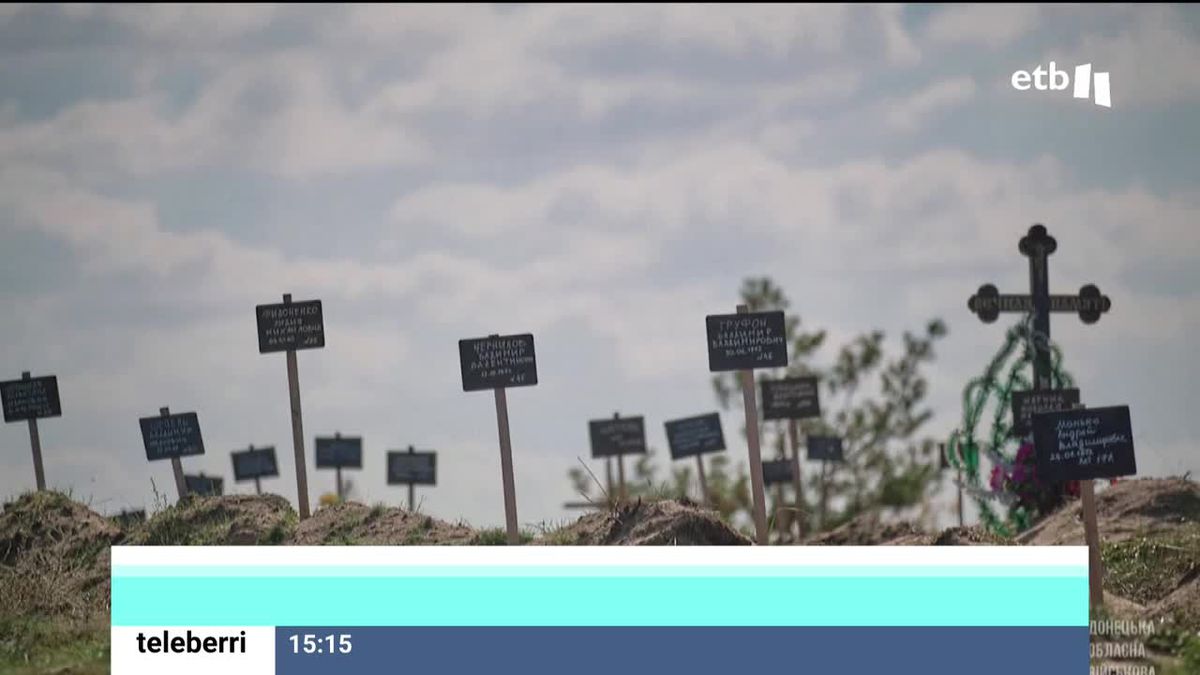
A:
[568, 276, 947, 538]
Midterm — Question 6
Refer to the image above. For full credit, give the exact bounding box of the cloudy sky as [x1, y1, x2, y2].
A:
[1, 4, 1197, 529]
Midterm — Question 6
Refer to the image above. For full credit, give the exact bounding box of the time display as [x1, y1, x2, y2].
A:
[288, 633, 353, 655]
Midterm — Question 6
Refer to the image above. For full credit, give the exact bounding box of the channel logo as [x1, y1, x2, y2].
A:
[1011, 61, 1111, 108]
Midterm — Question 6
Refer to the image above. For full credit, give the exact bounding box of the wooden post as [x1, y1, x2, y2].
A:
[605, 458, 614, 504]
[408, 445, 416, 511]
[254, 477, 262, 496]
[493, 386, 520, 545]
[788, 419, 804, 540]
[957, 466, 965, 528]
[1080, 480, 1104, 610]
[819, 460, 829, 530]
[737, 304, 769, 546]
[283, 294, 311, 520]
[695, 455, 711, 506]
[612, 413, 628, 503]
[336, 466, 343, 501]
[161, 407, 187, 500]
[19, 373, 47, 491]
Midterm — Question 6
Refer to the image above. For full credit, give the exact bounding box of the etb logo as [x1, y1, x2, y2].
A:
[1011, 62, 1111, 108]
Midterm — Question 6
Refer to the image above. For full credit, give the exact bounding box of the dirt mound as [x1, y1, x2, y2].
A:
[125, 494, 297, 546]
[0, 491, 120, 619]
[805, 511, 929, 545]
[552, 498, 751, 545]
[291, 502, 478, 545]
[1024, 477, 1199, 546]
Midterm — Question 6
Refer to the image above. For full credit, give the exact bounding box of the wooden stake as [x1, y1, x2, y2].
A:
[695, 455, 710, 506]
[617, 453, 627, 503]
[336, 466, 343, 501]
[788, 419, 804, 540]
[493, 386, 520, 545]
[408, 446, 416, 511]
[1080, 480, 1105, 610]
[254, 477, 262, 496]
[956, 466, 965, 528]
[605, 458, 614, 505]
[160, 406, 188, 501]
[737, 304, 769, 546]
[819, 460, 829, 530]
[283, 294, 311, 520]
[20, 373, 47, 492]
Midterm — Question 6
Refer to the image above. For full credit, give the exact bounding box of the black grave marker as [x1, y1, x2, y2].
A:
[705, 310, 788, 372]
[589, 416, 647, 458]
[139, 412, 205, 461]
[761, 377, 821, 421]
[1032, 405, 1136, 483]
[0, 374, 62, 422]
[664, 413, 726, 460]
[255, 299, 325, 353]
[111, 509, 147, 528]
[807, 436, 844, 462]
[762, 459, 794, 486]
[315, 435, 363, 468]
[387, 450, 437, 486]
[458, 333, 538, 391]
[232, 446, 279, 482]
[184, 473, 224, 497]
[1011, 388, 1081, 437]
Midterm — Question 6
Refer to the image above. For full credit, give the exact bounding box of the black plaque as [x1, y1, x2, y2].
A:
[255, 299, 325, 353]
[589, 417, 647, 458]
[315, 436, 363, 469]
[664, 413, 726, 460]
[458, 334, 538, 391]
[807, 436, 844, 462]
[232, 447, 279, 482]
[1032, 405, 1136, 482]
[1, 375, 62, 423]
[761, 377, 821, 420]
[762, 459, 794, 486]
[1011, 389, 1080, 437]
[139, 412, 205, 461]
[706, 311, 788, 372]
[387, 451, 437, 486]
[185, 474, 224, 497]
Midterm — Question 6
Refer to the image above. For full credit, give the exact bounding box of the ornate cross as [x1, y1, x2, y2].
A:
[967, 224, 1111, 391]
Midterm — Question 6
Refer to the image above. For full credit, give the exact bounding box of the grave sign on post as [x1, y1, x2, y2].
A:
[139, 408, 204, 501]
[387, 447, 437, 511]
[0, 372, 62, 491]
[664, 413, 725, 505]
[706, 307, 788, 546]
[315, 434, 362, 501]
[459, 333, 538, 545]
[1033, 404, 1137, 611]
[806, 436, 845, 462]
[184, 473, 224, 497]
[590, 414, 647, 503]
[1011, 389, 1080, 437]
[232, 445, 279, 495]
[256, 293, 325, 520]
[761, 459, 795, 486]
[761, 377, 820, 421]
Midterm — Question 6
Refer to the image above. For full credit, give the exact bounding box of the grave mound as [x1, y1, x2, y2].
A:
[1024, 477, 1200, 546]
[553, 498, 751, 545]
[0, 491, 119, 619]
[291, 502, 477, 545]
[125, 494, 297, 546]
[805, 511, 929, 545]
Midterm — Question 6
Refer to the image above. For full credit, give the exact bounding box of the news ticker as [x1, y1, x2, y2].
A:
[112, 546, 1090, 674]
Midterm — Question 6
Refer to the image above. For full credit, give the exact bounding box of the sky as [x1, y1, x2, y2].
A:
[1, 4, 1197, 529]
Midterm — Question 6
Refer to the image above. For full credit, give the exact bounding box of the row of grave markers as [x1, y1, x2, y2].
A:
[3, 226, 1139, 589]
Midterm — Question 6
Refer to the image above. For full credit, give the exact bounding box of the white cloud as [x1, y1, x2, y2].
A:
[884, 77, 977, 132]
[925, 4, 1040, 49]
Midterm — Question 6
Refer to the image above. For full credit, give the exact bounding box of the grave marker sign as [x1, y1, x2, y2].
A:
[184, 474, 224, 497]
[762, 459, 794, 486]
[1, 371, 62, 491]
[232, 445, 279, 495]
[315, 434, 362, 501]
[139, 407, 204, 501]
[255, 293, 325, 520]
[458, 333, 538, 545]
[807, 436, 845, 462]
[665, 412, 725, 506]
[761, 377, 821, 421]
[1011, 389, 1080, 437]
[1031, 405, 1136, 483]
[705, 306, 788, 545]
[388, 447, 437, 511]
[589, 416, 647, 458]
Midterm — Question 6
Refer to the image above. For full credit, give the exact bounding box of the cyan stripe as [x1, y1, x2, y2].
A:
[112, 575, 1088, 627]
